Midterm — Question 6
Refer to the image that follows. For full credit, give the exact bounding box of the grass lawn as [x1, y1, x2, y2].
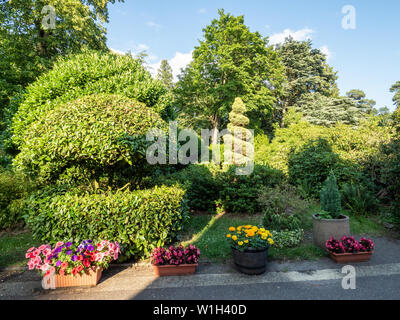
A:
[178, 211, 327, 262]
[0, 231, 39, 269]
[177, 205, 390, 263]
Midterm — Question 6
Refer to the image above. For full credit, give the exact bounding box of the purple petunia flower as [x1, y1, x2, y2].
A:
[56, 260, 62, 267]
[71, 255, 78, 261]
[66, 250, 73, 255]
[87, 245, 94, 251]
[65, 242, 72, 248]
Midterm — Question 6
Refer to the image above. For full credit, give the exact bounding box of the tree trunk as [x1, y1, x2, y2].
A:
[210, 117, 220, 145]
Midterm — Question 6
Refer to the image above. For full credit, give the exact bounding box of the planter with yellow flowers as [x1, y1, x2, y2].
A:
[226, 225, 274, 275]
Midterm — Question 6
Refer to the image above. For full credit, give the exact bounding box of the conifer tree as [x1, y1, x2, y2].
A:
[320, 171, 342, 219]
[157, 60, 174, 91]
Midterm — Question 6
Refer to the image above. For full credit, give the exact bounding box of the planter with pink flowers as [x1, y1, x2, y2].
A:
[326, 236, 374, 263]
[26, 240, 121, 289]
[151, 245, 200, 277]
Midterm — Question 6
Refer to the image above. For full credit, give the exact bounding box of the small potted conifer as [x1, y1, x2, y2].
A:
[312, 171, 350, 248]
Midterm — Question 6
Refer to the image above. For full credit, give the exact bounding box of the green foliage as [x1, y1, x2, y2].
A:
[13, 94, 167, 187]
[295, 93, 367, 126]
[0, 170, 32, 230]
[10, 50, 172, 149]
[341, 183, 378, 216]
[270, 229, 304, 249]
[26, 185, 188, 260]
[174, 9, 285, 135]
[258, 183, 309, 217]
[320, 171, 342, 219]
[390, 81, 400, 107]
[217, 165, 285, 214]
[275, 37, 338, 125]
[225, 98, 253, 164]
[263, 213, 302, 232]
[288, 138, 340, 197]
[0, 0, 122, 116]
[153, 163, 220, 212]
[346, 89, 377, 114]
[157, 60, 174, 91]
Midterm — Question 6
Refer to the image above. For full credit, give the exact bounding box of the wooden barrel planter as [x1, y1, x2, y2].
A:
[232, 248, 268, 275]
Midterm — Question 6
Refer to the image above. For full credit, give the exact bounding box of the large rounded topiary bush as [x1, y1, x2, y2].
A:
[13, 94, 167, 186]
[10, 49, 172, 148]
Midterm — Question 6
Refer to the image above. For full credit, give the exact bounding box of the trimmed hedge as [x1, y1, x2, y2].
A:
[26, 185, 188, 260]
[13, 94, 167, 186]
[10, 49, 173, 148]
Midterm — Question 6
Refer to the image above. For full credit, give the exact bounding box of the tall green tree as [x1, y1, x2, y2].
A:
[346, 89, 377, 114]
[157, 60, 174, 91]
[295, 93, 365, 127]
[276, 37, 338, 126]
[174, 9, 285, 142]
[390, 81, 400, 107]
[0, 0, 122, 114]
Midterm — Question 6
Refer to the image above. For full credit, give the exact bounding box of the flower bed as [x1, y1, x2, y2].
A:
[150, 245, 200, 276]
[26, 240, 120, 288]
[326, 236, 374, 263]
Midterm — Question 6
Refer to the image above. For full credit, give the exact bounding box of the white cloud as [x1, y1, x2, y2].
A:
[269, 28, 314, 45]
[198, 8, 206, 14]
[137, 43, 149, 51]
[149, 51, 193, 82]
[320, 45, 332, 61]
[147, 21, 161, 29]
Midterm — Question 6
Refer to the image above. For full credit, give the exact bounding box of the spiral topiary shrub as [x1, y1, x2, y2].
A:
[13, 94, 167, 186]
[10, 49, 173, 148]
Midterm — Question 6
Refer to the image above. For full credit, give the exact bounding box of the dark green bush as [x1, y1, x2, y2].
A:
[217, 164, 285, 214]
[10, 49, 173, 149]
[26, 185, 188, 260]
[13, 94, 167, 186]
[0, 170, 31, 230]
[341, 183, 378, 216]
[153, 163, 220, 212]
[288, 138, 362, 198]
[262, 212, 302, 232]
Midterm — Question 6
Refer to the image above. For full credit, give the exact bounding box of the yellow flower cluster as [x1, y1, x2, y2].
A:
[226, 225, 274, 247]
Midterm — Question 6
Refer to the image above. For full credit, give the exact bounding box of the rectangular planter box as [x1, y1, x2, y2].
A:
[153, 264, 198, 277]
[42, 267, 102, 289]
[328, 251, 374, 263]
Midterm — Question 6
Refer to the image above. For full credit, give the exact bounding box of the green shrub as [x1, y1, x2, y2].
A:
[0, 170, 31, 230]
[10, 49, 173, 148]
[270, 229, 304, 249]
[341, 183, 378, 216]
[258, 183, 309, 216]
[153, 163, 220, 212]
[320, 171, 342, 219]
[217, 164, 285, 214]
[13, 94, 167, 186]
[26, 185, 188, 260]
[262, 212, 302, 232]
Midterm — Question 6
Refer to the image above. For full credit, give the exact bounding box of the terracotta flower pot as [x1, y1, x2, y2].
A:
[153, 264, 198, 277]
[42, 267, 103, 289]
[328, 251, 374, 263]
[232, 247, 268, 275]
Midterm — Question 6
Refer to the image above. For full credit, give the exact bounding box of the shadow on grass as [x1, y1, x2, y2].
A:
[178, 212, 327, 263]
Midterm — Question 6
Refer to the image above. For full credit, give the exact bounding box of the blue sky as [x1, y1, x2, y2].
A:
[106, 0, 400, 111]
